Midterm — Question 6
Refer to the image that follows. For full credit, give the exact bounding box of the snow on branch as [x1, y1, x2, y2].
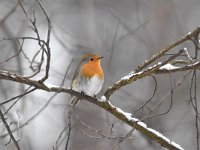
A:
[98, 97, 184, 150]
[157, 62, 200, 73]
[159, 63, 180, 70]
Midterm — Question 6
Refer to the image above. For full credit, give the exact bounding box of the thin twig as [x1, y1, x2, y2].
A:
[151, 70, 192, 113]
[65, 109, 72, 150]
[0, 87, 36, 106]
[142, 73, 174, 121]
[35, 0, 52, 82]
[0, 108, 20, 150]
[3, 87, 36, 115]
[134, 75, 157, 113]
[0, 40, 23, 65]
[110, 129, 134, 150]
[53, 127, 67, 150]
[190, 33, 200, 150]
[75, 114, 128, 140]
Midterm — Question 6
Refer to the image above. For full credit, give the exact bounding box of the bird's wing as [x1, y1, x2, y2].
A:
[71, 66, 80, 88]
[71, 57, 88, 88]
[71, 53, 94, 88]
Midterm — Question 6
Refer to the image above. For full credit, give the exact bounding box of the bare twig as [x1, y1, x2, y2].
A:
[110, 129, 134, 150]
[0, 40, 23, 65]
[65, 110, 72, 150]
[0, 87, 36, 106]
[3, 87, 36, 115]
[53, 127, 67, 150]
[134, 75, 157, 114]
[108, 20, 120, 69]
[17, 0, 51, 81]
[75, 114, 129, 140]
[0, 108, 20, 150]
[189, 33, 200, 150]
[75, 113, 135, 142]
[35, 0, 52, 82]
[0, 1, 21, 26]
[151, 70, 192, 114]
[142, 73, 174, 121]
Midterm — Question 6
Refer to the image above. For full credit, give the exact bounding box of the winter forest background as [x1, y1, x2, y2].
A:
[0, 0, 200, 150]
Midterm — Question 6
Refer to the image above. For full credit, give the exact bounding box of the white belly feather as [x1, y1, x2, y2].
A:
[72, 74, 104, 96]
[82, 75, 104, 96]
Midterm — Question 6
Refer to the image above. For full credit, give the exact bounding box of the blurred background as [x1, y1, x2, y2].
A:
[0, 0, 200, 149]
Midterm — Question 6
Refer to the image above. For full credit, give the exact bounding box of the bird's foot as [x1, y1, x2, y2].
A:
[80, 91, 85, 99]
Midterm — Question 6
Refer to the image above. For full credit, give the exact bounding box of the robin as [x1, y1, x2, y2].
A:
[70, 53, 104, 106]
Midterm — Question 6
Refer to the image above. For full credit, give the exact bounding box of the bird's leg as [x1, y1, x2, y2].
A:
[80, 91, 85, 99]
[93, 94, 97, 99]
[92, 94, 97, 106]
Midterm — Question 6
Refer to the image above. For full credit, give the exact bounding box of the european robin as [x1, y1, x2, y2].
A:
[70, 53, 104, 106]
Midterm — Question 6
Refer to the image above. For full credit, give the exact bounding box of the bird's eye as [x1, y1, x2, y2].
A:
[90, 58, 93, 61]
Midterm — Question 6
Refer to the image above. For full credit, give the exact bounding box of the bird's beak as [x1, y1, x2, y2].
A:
[98, 56, 104, 60]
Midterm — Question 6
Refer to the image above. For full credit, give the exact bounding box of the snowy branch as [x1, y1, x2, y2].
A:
[104, 49, 184, 99]
[98, 99, 184, 150]
[104, 26, 200, 99]
[135, 27, 200, 72]
[0, 70, 184, 149]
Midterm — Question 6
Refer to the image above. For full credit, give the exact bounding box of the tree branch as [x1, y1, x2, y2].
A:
[0, 70, 183, 149]
[103, 26, 200, 99]
[135, 26, 200, 72]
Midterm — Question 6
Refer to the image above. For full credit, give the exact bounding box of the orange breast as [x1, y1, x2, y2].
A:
[81, 62, 104, 79]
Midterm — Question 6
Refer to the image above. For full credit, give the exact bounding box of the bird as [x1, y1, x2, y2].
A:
[70, 53, 104, 106]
